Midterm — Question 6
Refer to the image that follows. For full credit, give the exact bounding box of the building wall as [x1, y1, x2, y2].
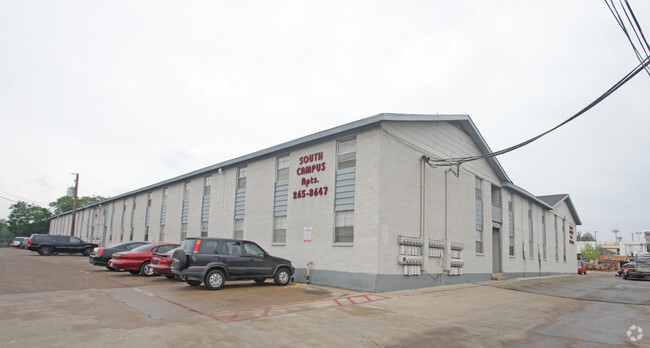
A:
[48, 119, 579, 292]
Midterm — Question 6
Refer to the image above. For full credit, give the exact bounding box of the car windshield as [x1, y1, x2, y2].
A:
[131, 243, 154, 251]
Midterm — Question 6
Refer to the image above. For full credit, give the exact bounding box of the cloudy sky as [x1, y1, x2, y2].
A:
[1, 1, 648, 243]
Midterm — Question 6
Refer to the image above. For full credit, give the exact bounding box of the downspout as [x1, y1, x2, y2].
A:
[420, 157, 426, 272]
[443, 169, 450, 274]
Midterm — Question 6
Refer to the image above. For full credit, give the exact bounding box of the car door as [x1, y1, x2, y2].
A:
[242, 241, 274, 276]
[220, 241, 248, 276]
[55, 236, 71, 252]
[69, 237, 85, 253]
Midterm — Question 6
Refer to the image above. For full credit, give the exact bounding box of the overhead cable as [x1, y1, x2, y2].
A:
[604, 0, 650, 77]
[427, 56, 650, 168]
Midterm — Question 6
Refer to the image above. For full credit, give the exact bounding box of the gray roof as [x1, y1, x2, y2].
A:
[538, 194, 582, 225]
[52, 113, 581, 224]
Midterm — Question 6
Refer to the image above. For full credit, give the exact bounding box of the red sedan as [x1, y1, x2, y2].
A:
[150, 248, 179, 279]
[109, 243, 179, 276]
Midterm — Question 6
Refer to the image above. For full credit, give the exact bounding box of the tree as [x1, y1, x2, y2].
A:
[7, 201, 52, 237]
[578, 232, 596, 242]
[49, 195, 106, 215]
[581, 244, 599, 261]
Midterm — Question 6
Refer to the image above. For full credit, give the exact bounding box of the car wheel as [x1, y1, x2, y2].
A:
[128, 270, 140, 275]
[171, 249, 187, 271]
[140, 262, 154, 276]
[204, 269, 225, 290]
[82, 248, 93, 257]
[584, 271, 586, 275]
[38, 246, 52, 256]
[186, 280, 201, 286]
[274, 268, 291, 286]
[254, 277, 266, 285]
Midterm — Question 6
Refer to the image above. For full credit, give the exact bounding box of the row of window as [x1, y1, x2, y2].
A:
[56, 138, 357, 245]
[476, 177, 568, 262]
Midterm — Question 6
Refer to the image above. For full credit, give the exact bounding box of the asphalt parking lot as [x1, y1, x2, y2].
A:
[1, 247, 649, 347]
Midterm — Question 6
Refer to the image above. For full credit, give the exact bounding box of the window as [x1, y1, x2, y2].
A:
[274, 155, 289, 244]
[562, 219, 566, 262]
[277, 155, 290, 181]
[237, 167, 247, 190]
[197, 239, 219, 254]
[508, 193, 515, 256]
[181, 224, 187, 241]
[554, 216, 559, 262]
[273, 216, 287, 244]
[528, 202, 534, 260]
[160, 187, 168, 226]
[542, 214, 547, 260]
[204, 175, 211, 195]
[201, 176, 211, 234]
[224, 241, 243, 255]
[243, 242, 265, 257]
[337, 138, 356, 169]
[475, 177, 484, 254]
[234, 219, 244, 240]
[335, 137, 356, 243]
[335, 211, 354, 243]
[201, 222, 208, 238]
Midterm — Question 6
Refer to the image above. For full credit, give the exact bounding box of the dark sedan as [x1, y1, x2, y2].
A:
[89, 241, 149, 270]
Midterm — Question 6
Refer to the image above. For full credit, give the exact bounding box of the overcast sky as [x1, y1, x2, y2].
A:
[1, 1, 648, 243]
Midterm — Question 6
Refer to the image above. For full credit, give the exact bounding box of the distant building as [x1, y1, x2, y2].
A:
[601, 242, 620, 256]
[619, 241, 647, 257]
[48, 114, 581, 292]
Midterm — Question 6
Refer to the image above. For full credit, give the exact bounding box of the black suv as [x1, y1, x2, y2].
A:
[27, 234, 98, 256]
[171, 237, 295, 290]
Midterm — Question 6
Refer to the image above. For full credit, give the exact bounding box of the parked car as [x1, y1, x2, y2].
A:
[577, 260, 587, 275]
[149, 247, 181, 279]
[109, 243, 180, 276]
[622, 262, 636, 279]
[89, 241, 149, 270]
[20, 238, 30, 249]
[171, 237, 295, 290]
[11, 237, 27, 248]
[623, 252, 650, 280]
[27, 234, 98, 256]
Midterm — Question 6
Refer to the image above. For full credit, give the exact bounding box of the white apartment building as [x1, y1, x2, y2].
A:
[49, 114, 581, 292]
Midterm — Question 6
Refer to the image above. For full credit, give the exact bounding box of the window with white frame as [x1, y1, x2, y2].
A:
[542, 214, 547, 260]
[273, 155, 289, 244]
[554, 216, 559, 262]
[273, 216, 287, 244]
[334, 138, 356, 244]
[276, 155, 290, 181]
[528, 202, 534, 260]
[475, 177, 484, 254]
[237, 166, 247, 190]
[234, 219, 244, 239]
[508, 192, 515, 256]
[335, 210, 354, 243]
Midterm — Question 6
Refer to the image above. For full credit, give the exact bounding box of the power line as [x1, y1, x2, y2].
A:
[604, 0, 650, 77]
[427, 56, 650, 168]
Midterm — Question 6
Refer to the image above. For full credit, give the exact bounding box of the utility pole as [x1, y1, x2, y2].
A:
[70, 173, 79, 236]
[612, 229, 620, 243]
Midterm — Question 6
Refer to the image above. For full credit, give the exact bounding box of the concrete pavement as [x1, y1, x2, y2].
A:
[1, 247, 648, 347]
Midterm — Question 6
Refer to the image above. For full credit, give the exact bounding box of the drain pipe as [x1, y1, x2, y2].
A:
[306, 261, 313, 284]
